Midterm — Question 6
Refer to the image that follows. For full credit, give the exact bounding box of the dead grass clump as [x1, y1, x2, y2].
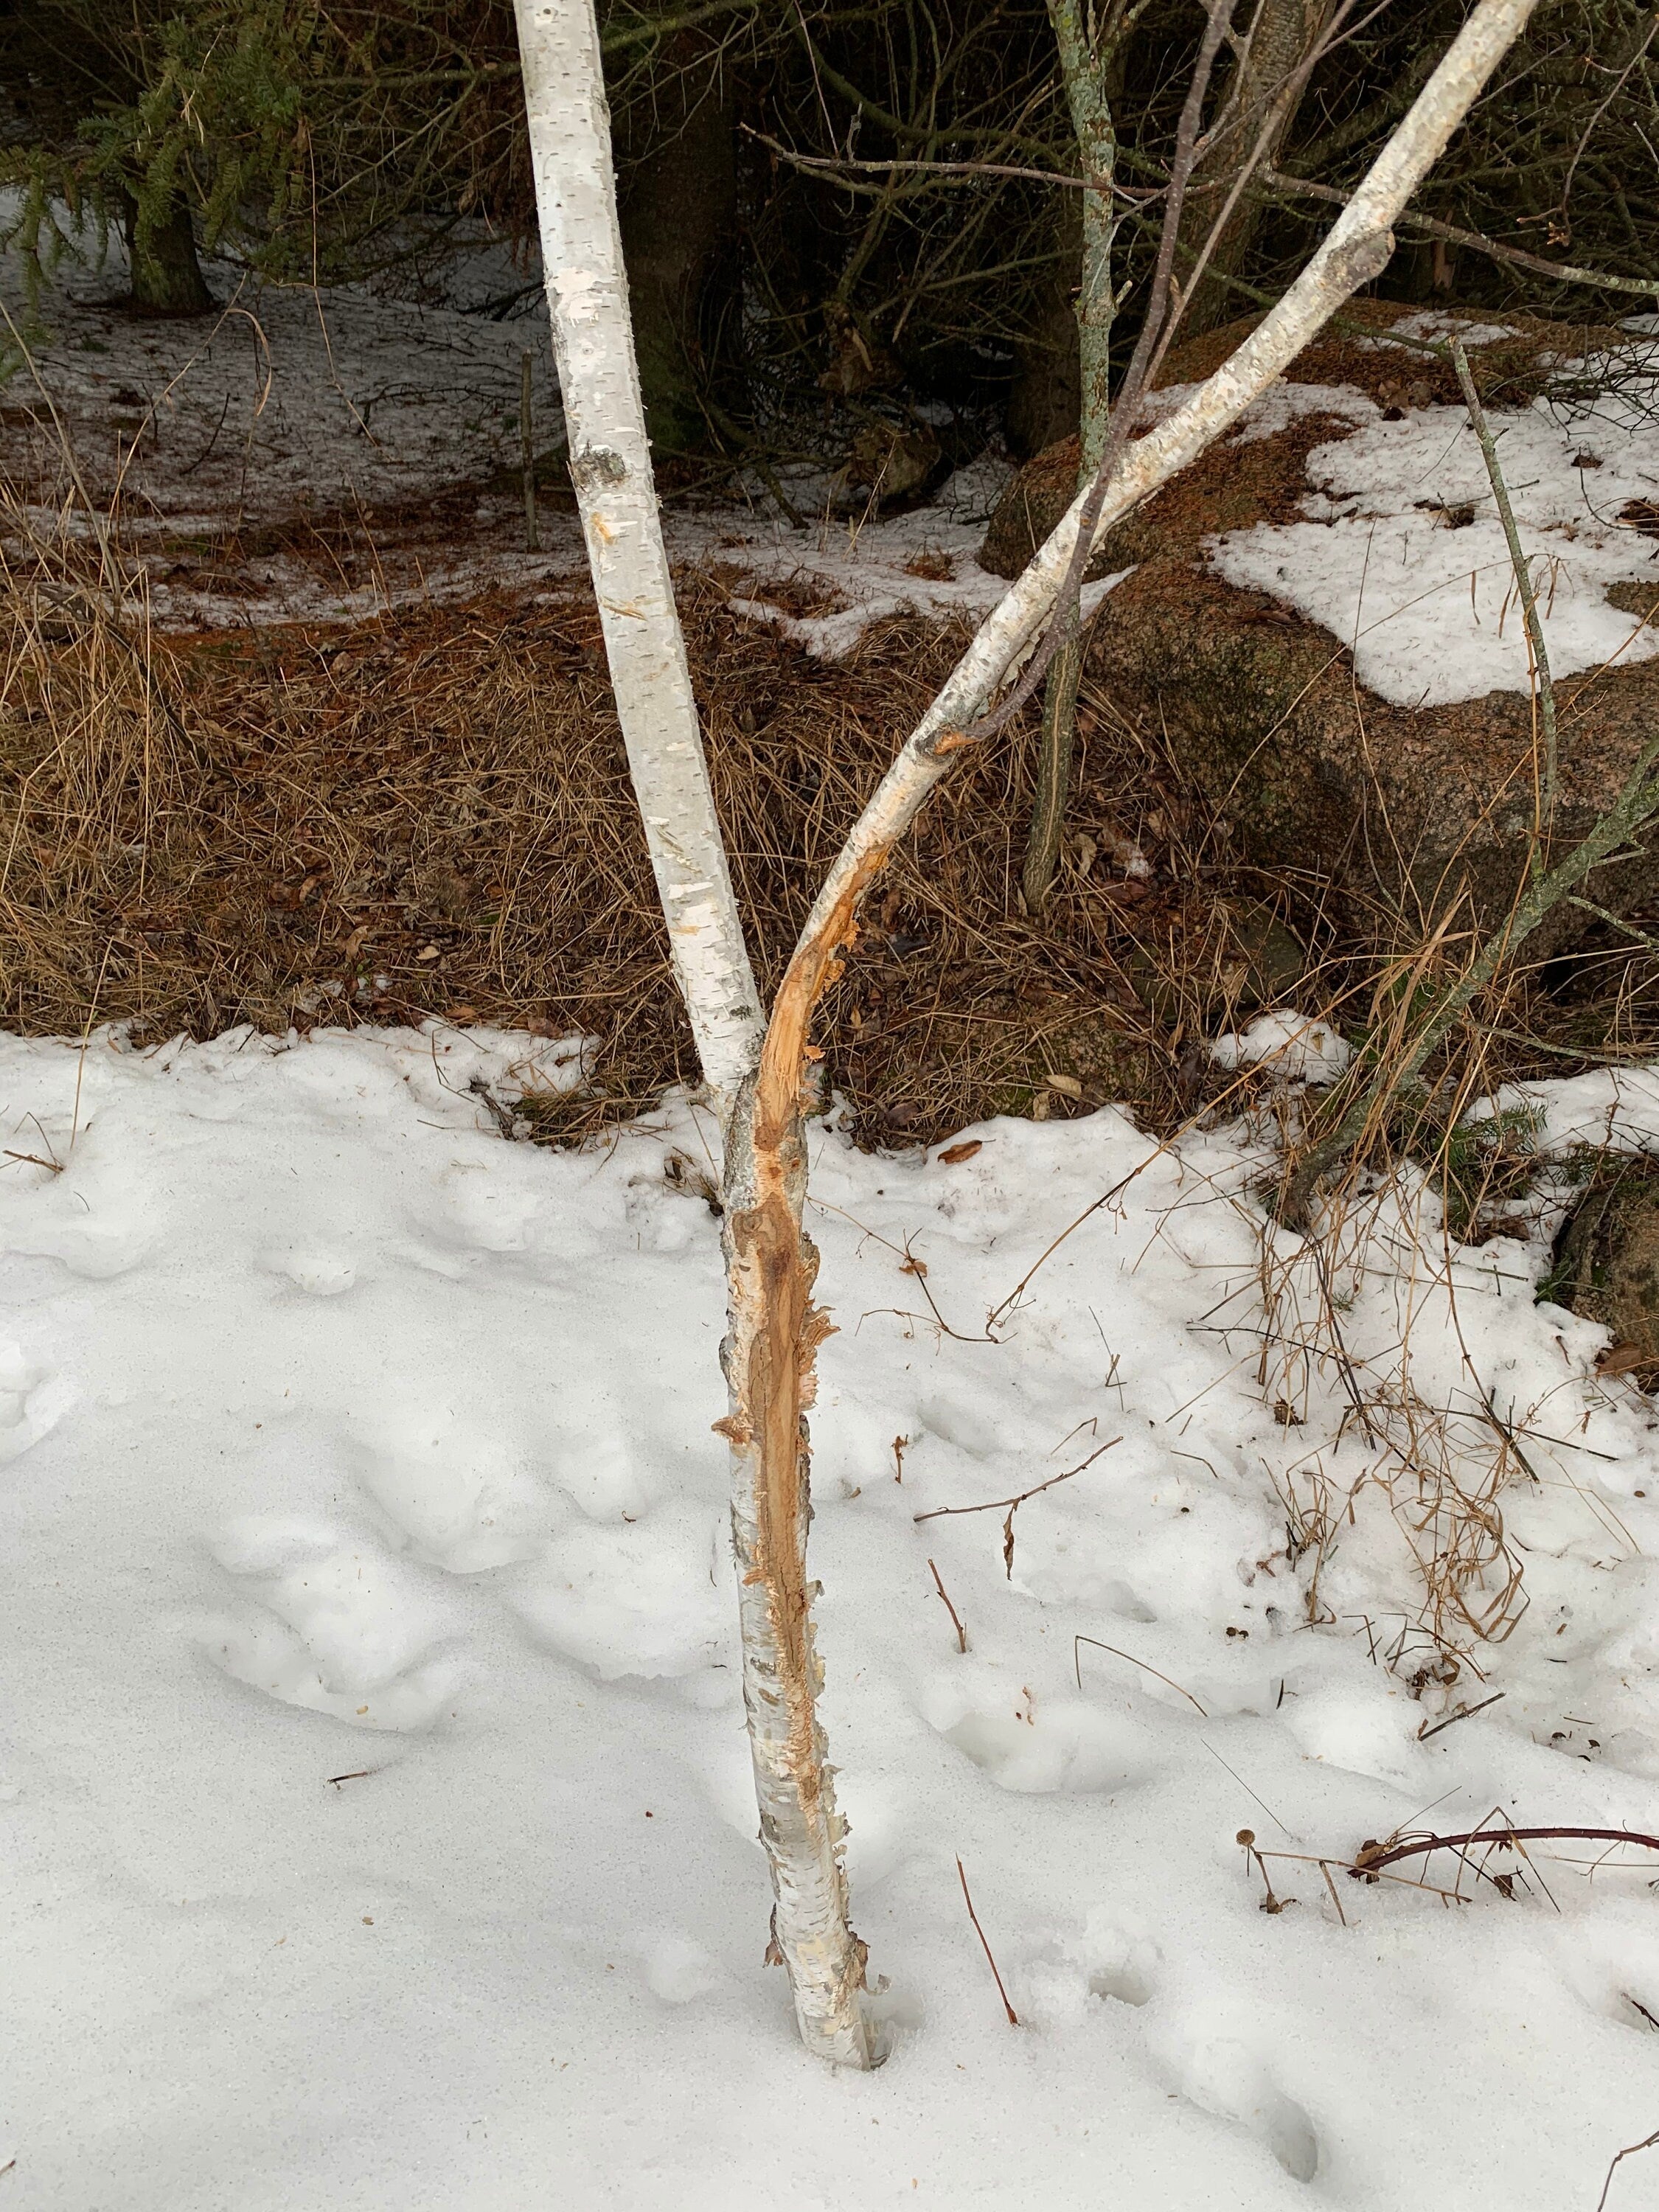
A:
[0, 533, 1349, 1146]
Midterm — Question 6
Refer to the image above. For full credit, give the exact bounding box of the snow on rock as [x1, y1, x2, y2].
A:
[1208, 316, 1659, 706]
[5, 1022, 1659, 2207]
[1210, 1010, 1353, 1085]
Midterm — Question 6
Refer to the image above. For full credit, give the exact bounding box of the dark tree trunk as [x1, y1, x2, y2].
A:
[615, 85, 737, 456]
[1180, 0, 1335, 338]
[122, 189, 212, 315]
[1006, 193, 1082, 459]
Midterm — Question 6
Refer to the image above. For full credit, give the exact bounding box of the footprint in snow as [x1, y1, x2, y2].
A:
[0, 1343, 71, 1466]
[1158, 2031, 1321, 2184]
[1021, 1916, 1161, 2028]
[507, 1509, 730, 1683]
[267, 1247, 358, 1297]
[351, 1407, 552, 1573]
[919, 1673, 1155, 1794]
[637, 1932, 724, 2006]
[193, 1514, 468, 1731]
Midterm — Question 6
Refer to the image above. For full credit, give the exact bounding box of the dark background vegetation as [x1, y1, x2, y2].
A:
[3, 1, 1657, 462]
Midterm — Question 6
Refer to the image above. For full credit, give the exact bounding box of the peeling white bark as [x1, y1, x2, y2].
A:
[513, 0, 764, 1114]
[719, 1029, 885, 2068]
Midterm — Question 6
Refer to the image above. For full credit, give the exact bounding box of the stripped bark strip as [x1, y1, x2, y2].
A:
[718, 847, 894, 2068]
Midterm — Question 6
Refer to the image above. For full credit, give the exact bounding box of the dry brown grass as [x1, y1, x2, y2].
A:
[0, 521, 1360, 1146]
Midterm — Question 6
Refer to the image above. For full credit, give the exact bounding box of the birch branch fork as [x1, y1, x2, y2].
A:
[515, 0, 764, 1117]
[866, 0, 1541, 795]
[517, 0, 1540, 2078]
[706, 0, 1537, 2072]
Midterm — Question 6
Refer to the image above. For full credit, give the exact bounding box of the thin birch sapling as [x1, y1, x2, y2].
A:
[514, 0, 1543, 2069]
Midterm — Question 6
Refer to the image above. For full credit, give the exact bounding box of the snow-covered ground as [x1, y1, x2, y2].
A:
[1, 223, 1017, 641]
[15, 229, 1659, 703]
[7, 1022, 1659, 2208]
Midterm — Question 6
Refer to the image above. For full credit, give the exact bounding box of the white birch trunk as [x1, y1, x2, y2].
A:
[513, 0, 764, 1114]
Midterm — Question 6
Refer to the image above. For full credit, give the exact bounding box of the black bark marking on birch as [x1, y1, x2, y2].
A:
[569, 445, 628, 492]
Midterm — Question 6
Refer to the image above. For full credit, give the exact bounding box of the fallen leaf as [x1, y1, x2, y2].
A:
[1044, 1072, 1083, 1099]
[1598, 1340, 1650, 1377]
[938, 1139, 983, 1166]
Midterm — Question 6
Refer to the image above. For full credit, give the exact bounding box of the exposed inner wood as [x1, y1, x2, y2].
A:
[737, 844, 892, 1814]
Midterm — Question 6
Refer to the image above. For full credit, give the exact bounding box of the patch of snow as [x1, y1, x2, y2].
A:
[1388, 310, 1517, 348]
[5, 1021, 1659, 2205]
[1, 241, 1028, 650]
[1476, 1062, 1659, 1155]
[1208, 358, 1659, 706]
[728, 530, 1119, 661]
[1211, 1011, 1353, 1084]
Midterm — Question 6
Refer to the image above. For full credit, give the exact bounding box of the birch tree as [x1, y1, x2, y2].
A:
[514, 0, 1542, 2070]
[512, 0, 763, 1116]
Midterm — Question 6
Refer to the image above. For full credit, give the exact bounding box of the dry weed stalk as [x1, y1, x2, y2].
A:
[1245, 1106, 1540, 1672]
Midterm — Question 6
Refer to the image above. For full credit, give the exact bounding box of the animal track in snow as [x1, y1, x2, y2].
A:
[195, 1514, 467, 1731]
[0, 1343, 70, 1465]
[1022, 1915, 1161, 2028]
[1080, 1918, 1160, 2008]
[351, 1405, 551, 1572]
[638, 1933, 723, 2006]
[919, 1674, 1155, 1794]
[508, 1509, 729, 1681]
[415, 1159, 544, 1257]
[1160, 2031, 1321, 2183]
[267, 1247, 358, 1296]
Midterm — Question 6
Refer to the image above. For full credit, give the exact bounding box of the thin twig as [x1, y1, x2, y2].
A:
[956, 1857, 1018, 2025]
[912, 1438, 1120, 1576]
[741, 125, 1139, 197]
[1201, 1740, 1300, 1840]
[1416, 1690, 1506, 1740]
[69, 941, 113, 1156]
[1263, 167, 1659, 298]
[1074, 1634, 1206, 1714]
[928, 1559, 968, 1652]
[1355, 1825, 1659, 1876]
[1597, 2126, 1659, 2212]
[1450, 333, 1558, 846]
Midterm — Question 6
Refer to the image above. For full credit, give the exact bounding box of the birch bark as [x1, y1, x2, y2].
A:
[513, 0, 764, 1115]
